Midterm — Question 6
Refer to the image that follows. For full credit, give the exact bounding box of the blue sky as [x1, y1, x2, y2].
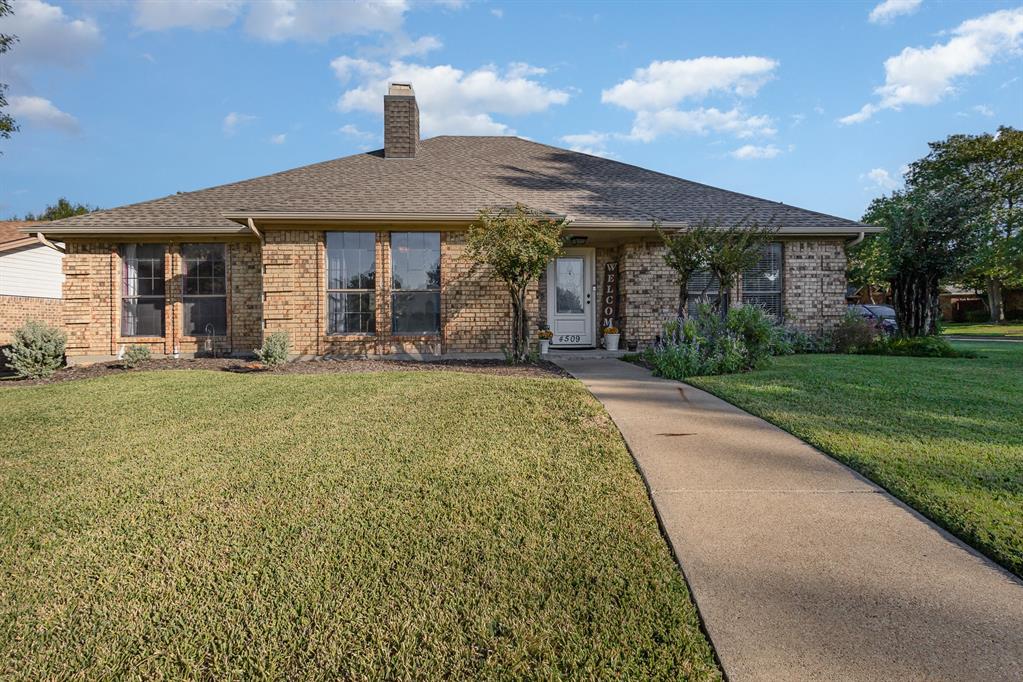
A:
[2, 0, 1021, 221]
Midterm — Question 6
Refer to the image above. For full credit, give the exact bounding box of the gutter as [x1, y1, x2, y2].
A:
[846, 231, 866, 247]
[247, 217, 263, 242]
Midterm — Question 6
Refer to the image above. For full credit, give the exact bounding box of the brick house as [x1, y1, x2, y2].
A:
[32, 83, 876, 363]
[0, 221, 63, 346]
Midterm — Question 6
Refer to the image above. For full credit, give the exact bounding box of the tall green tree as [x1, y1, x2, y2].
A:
[863, 187, 980, 337]
[467, 204, 566, 363]
[846, 234, 890, 303]
[23, 197, 98, 221]
[907, 127, 1023, 322]
[0, 0, 17, 146]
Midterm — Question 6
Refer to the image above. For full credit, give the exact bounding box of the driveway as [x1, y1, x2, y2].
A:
[553, 356, 1023, 681]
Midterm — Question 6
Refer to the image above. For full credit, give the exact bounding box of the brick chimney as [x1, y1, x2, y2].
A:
[384, 82, 419, 159]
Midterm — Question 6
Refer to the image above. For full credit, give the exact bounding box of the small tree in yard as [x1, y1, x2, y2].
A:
[657, 222, 714, 318]
[468, 204, 566, 363]
[658, 218, 777, 320]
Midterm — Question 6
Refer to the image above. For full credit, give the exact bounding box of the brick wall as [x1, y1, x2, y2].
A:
[620, 242, 677, 346]
[59, 232, 849, 358]
[62, 239, 263, 359]
[0, 295, 63, 344]
[783, 240, 847, 334]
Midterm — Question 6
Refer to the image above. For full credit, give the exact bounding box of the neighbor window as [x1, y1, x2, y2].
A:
[686, 271, 727, 316]
[742, 242, 783, 318]
[121, 244, 165, 337]
[181, 243, 227, 336]
[327, 232, 376, 334]
[391, 232, 440, 334]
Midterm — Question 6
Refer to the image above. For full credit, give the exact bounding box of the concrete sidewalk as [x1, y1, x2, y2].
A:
[553, 357, 1023, 681]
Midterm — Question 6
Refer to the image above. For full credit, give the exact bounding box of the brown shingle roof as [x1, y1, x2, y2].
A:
[0, 221, 38, 252]
[39, 136, 871, 235]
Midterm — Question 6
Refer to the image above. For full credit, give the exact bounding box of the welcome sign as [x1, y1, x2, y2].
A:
[602, 261, 619, 330]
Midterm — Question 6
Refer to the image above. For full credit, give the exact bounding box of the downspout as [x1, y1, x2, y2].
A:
[846, 231, 865, 248]
[35, 233, 66, 253]
[247, 218, 263, 242]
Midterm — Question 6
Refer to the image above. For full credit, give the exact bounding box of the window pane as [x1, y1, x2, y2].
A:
[182, 244, 226, 296]
[122, 299, 164, 337]
[328, 292, 375, 334]
[327, 232, 375, 290]
[686, 293, 729, 317]
[391, 232, 440, 291]
[742, 243, 782, 319]
[392, 291, 440, 333]
[743, 243, 782, 295]
[183, 298, 227, 336]
[555, 257, 585, 314]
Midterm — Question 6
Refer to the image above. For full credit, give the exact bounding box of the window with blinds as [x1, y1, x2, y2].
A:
[741, 242, 783, 318]
[685, 271, 727, 316]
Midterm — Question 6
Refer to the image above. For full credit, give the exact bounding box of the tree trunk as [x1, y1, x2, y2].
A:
[987, 277, 1005, 324]
[890, 272, 940, 337]
[677, 282, 688, 319]
[508, 284, 529, 363]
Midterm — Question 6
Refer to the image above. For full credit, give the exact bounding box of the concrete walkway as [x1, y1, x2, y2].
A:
[553, 357, 1023, 681]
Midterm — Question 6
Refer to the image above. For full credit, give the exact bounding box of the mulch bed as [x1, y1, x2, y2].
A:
[0, 357, 569, 387]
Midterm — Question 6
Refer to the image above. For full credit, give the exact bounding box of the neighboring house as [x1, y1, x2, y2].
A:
[34, 83, 877, 363]
[0, 221, 63, 345]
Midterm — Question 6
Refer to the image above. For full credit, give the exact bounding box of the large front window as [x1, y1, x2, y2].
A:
[121, 244, 165, 337]
[182, 244, 227, 336]
[742, 242, 783, 318]
[391, 232, 440, 334]
[327, 232, 376, 334]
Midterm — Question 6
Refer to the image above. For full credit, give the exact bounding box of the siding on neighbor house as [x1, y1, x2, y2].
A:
[0, 243, 64, 299]
[0, 243, 65, 345]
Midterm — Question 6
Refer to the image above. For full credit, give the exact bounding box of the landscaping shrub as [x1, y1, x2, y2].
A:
[122, 344, 151, 369]
[254, 331, 290, 368]
[862, 335, 977, 358]
[831, 311, 879, 353]
[643, 304, 781, 380]
[2, 321, 66, 379]
[772, 325, 830, 355]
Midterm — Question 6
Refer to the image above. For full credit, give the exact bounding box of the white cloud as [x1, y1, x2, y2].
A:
[730, 144, 781, 160]
[391, 34, 442, 57]
[269, 133, 287, 144]
[244, 0, 408, 42]
[339, 123, 375, 139]
[333, 59, 569, 136]
[842, 7, 1023, 124]
[602, 56, 778, 111]
[600, 56, 778, 142]
[223, 112, 256, 135]
[868, 0, 922, 25]
[8, 95, 79, 133]
[862, 167, 901, 191]
[561, 132, 616, 158]
[0, 0, 102, 72]
[973, 104, 994, 116]
[491, 8, 504, 19]
[627, 107, 776, 142]
[134, 0, 242, 31]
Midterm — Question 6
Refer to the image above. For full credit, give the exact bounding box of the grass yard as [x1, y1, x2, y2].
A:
[686, 342, 1023, 578]
[0, 370, 719, 680]
[942, 321, 1023, 337]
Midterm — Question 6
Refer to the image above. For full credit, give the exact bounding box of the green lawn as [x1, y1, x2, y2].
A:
[0, 370, 719, 680]
[686, 342, 1023, 577]
[942, 321, 1023, 337]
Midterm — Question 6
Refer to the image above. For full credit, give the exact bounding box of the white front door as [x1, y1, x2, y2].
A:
[547, 248, 595, 347]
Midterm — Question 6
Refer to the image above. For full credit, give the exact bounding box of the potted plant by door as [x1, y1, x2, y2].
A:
[538, 327, 553, 354]
[603, 326, 621, 351]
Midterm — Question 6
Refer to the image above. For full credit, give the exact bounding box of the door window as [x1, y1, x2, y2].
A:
[556, 257, 584, 314]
